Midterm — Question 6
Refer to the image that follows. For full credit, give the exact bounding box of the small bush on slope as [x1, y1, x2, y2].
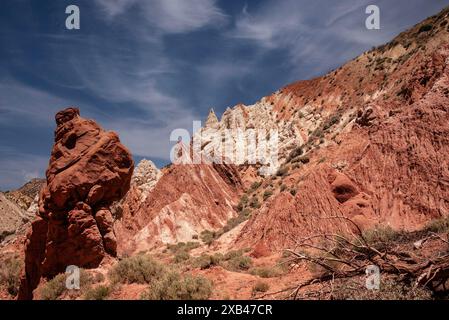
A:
[83, 285, 110, 300]
[0, 255, 22, 297]
[39, 269, 93, 300]
[252, 281, 269, 295]
[108, 254, 166, 284]
[425, 215, 449, 233]
[141, 272, 212, 300]
[167, 241, 200, 263]
[193, 250, 253, 273]
[249, 266, 284, 278]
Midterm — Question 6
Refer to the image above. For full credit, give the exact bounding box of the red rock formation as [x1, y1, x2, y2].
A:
[115, 152, 243, 255]
[18, 107, 133, 300]
[235, 9, 449, 251]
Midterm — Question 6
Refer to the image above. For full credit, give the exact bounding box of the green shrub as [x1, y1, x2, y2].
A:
[418, 24, 433, 33]
[39, 274, 67, 300]
[0, 256, 22, 296]
[225, 254, 252, 271]
[168, 241, 200, 262]
[238, 194, 249, 210]
[249, 196, 261, 209]
[276, 167, 289, 177]
[424, 216, 449, 233]
[361, 226, 402, 249]
[249, 266, 283, 278]
[299, 156, 310, 164]
[141, 272, 212, 300]
[194, 253, 224, 270]
[323, 114, 341, 131]
[39, 269, 93, 300]
[174, 250, 190, 263]
[83, 285, 110, 300]
[287, 147, 303, 161]
[252, 281, 269, 294]
[168, 242, 200, 254]
[108, 254, 166, 284]
[250, 181, 262, 192]
[263, 190, 273, 201]
[200, 230, 216, 245]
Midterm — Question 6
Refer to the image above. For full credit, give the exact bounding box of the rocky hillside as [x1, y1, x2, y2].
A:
[3, 179, 45, 211]
[0, 193, 32, 243]
[2, 7, 449, 301]
[115, 148, 243, 256]
[192, 7, 449, 251]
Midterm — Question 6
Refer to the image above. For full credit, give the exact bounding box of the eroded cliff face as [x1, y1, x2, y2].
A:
[234, 10, 449, 250]
[18, 107, 134, 300]
[115, 152, 243, 255]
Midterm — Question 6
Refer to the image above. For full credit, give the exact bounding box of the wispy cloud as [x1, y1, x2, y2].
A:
[227, 0, 431, 76]
[95, 0, 228, 34]
[0, 81, 73, 125]
[0, 151, 48, 191]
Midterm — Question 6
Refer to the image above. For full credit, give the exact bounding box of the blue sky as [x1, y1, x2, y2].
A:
[1, 0, 448, 190]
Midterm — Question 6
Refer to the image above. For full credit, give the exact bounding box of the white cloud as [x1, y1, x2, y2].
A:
[0, 152, 48, 191]
[0, 82, 73, 125]
[95, 0, 227, 34]
[227, 0, 406, 75]
[94, 0, 138, 17]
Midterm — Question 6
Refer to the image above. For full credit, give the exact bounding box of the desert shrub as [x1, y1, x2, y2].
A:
[0, 256, 22, 296]
[361, 226, 402, 250]
[223, 216, 244, 232]
[83, 285, 110, 300]
[332, 278, 432, 300]
[280, 184, 287, 192]
[250, 181, 262, 192]
[263, 190, 273, 201]
[108, 254, 166, 284]
[168, 241, 200, 262]
[39, 274, 67, 300]
[287, 146, 303, 161]
[290, 189, 297, 196]
[225, 254, 252, 272]
[194, 253, 224, 270]
[312, 129, 324, 138]
[200, 230, 216, 245]
[276, 167, 289, 177]
[174, 250, 190, 263]
[249, 196, 261, 209]
[39, 269, 93, 300]
[237, 194, 249, 211]
[194, 250, 253, 273]
[418, 24, 433, 33]
[240, 208, 252, 219]
[424, 215, 449, 233]
[168, 242, 200, 254]
[299, 156, 310, 164]
[323, 114, 341, 131]
[195, 255, 212, 270]
[141, 272, 212, 300]
[249, 266, 283, 278]
[252, 281, 269, 294]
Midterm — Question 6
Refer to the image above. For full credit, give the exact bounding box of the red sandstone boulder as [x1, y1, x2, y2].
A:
[18, 107, 133, 300]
